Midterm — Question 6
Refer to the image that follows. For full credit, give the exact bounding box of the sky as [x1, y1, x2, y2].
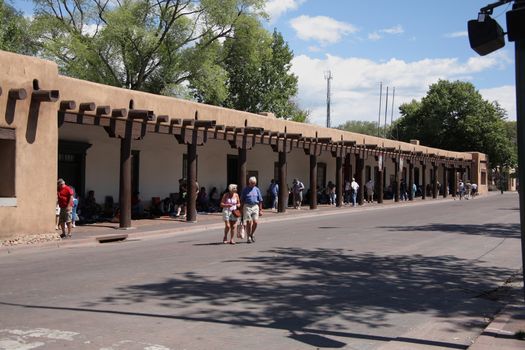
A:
[262, 0, 516, 126]
[11, 0, 517, 127]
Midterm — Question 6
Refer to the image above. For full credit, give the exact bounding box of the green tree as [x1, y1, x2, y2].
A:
[337, 120, 380, 136]
[393, 80, 515, 168]
[221, 17, 304, 120]
[0, 0, 36, 55]
[31, 0, 265, 93]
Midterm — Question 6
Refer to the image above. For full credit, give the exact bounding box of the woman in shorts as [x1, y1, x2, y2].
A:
[220, 184, 240, 244]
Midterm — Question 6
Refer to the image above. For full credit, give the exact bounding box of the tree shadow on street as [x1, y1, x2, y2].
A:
[75, 247, 516, 348]
[378, 223, 520, 239]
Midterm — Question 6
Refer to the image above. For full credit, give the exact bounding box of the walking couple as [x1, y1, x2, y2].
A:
[220, 176, 263, 244]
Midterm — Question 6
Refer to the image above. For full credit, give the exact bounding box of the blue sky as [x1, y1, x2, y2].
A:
[263, 0, 516, 126]
[11, 0, 517, 126]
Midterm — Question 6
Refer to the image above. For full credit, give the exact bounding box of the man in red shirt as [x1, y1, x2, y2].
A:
[57, 178, 74, 238]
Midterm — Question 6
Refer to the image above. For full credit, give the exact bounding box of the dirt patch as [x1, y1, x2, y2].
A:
[1, 232, 61, 246]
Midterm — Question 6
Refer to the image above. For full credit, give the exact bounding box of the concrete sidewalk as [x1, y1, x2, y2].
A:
[9, 193, 497, 250]
[468, 300, 525, 349]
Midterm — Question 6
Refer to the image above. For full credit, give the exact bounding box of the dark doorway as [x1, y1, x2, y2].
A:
[317, 162, 327, 189]
[58, 140, 91, 198]
[414, 167, 420, 187]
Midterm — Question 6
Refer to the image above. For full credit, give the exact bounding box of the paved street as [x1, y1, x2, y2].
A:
[0, 194, 522, 350]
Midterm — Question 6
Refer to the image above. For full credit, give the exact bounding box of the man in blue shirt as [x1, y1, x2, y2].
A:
[241, 176, 263, 243]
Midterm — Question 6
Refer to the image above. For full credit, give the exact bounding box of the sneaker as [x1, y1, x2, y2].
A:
[60, 233, 66, 239]
[250, 235, 255, 243]
[247, 237, 252, 243]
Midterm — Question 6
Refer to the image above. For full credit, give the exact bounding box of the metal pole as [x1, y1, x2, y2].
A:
[391, 87, 396, 139]
[384, 86, 389, 138]
[391, 87, 395, 124]
[377, 82, 383, 137]
[325, 71, 332, 128]
[512, 2, 525, 301]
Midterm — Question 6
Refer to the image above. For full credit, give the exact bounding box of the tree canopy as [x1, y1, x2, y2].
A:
[31, 0, 266, 93]
[393, 80, 515, 168]
[0, 0, 36, 55]
[336, 120, 380, 136]
[28, 0, 307, 120]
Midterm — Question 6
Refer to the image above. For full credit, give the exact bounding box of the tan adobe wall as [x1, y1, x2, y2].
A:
[470, 152, 489, 194]
[0, 51, 59, 239]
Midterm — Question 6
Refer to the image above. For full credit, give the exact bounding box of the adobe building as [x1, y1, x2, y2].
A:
[0, 50, 488, 240]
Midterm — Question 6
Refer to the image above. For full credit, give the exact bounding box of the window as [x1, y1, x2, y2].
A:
[0, 128, 16, 206]
[481, 171, 487, 185]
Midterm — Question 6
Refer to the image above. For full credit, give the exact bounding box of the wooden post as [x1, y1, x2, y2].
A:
[238, 148, 247, 193]
[450, 164, 458, 199]
[394, 157, 400, 202]
[421, 162, 427, 200]
[186, 143, 197, 222]
[310, 154, 318, 209]
[278, 151, 287, 213]
[378, 155, 384, 204]
[356, 156, 365, 205]
[336, 156, 343, 207]
[433, 164, 438, 199]
[442, 163, 448, 198]
[118, 126, 132, 229]
[408, 160, 414, 201]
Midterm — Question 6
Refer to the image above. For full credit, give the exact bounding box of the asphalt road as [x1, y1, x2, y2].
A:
[0, 193, 522, 350]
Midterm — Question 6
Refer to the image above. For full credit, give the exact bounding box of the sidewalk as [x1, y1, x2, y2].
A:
[3, 194, 477, 251]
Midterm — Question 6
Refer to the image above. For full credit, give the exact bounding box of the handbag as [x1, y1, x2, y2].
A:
[232, 209, 241, 217]
[237, 222, 246, 239]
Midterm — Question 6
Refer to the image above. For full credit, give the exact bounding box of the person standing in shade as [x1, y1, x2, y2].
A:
[327, 180, 336, 206]
[400, 179, 408, 201]
[291, 178, 305, 209]
[240, 176, 263, 243]
[350, 178, 359, 207]
[268, 179, 279, 212]
[365, 179, 374, 203]
[57, 178, 74, 238]
[71, 186, 79, 227]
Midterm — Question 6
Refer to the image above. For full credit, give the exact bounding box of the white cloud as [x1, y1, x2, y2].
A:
[290, 15, 358, 45]
[290, 51, 513, 126]
[308, 45, 322, 52]
[382, 25, 404, 34]
[480, 85, 516, 120]
[368, 32, 382, 41]
[367, 25, 404, 42]
[265, 0, 305, 21]
[446, 31, 468, 38]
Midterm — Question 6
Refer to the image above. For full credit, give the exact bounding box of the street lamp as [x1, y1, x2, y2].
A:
[468, 0, 525, 301]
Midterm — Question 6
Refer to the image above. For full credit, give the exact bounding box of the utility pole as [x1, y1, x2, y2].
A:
[325, 70, 333, 128]
[391, 87, 396, 139]
[377, 82, 383, 137]
[384, 86, 389, 138]
[512, 0, 525, 302]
